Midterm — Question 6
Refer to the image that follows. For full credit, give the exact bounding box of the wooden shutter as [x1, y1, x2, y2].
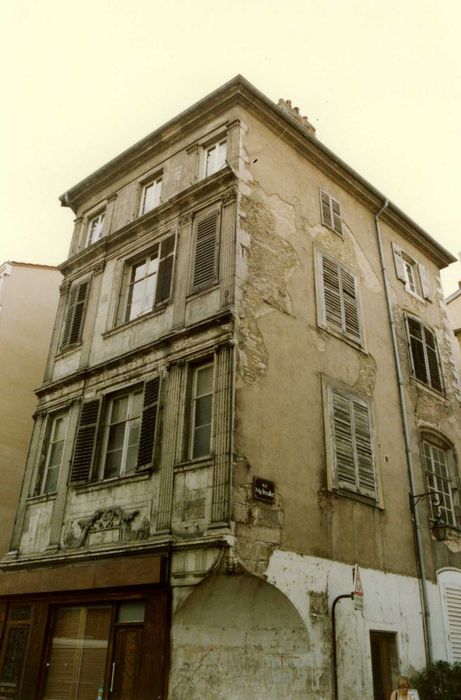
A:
[352, 400, 376, 497]
[61, 281, 89, 350]
[332, 391, 356, 490]
[322, 256, 342, 330]
[406, 316, 428, 383]
[193, 211, 218, 289]
[392, 243, 407, 282]
[321, 255, 361, 342]
[155, 234, 175, 304]
[419, 264, 432, 301]
[341, 268, 361, 341]
[331, 198, 343, 236]
[70, 399, 101, 483]
[424, 326, 443, 391]
[137, 376, 161, 470]
[445, 586, 461, 661]
[320, 190, 333, 230]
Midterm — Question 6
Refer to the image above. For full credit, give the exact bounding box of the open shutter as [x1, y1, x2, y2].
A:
[424, 326, 443, 392]
[137, 376, 161, 470]
[193, 211, 218, 289]
[322, 256, 342, 330]
[419, 264, 432, 301]
[352, 400, 376, 497]
[331, 390, 356, 490]
[155, 234, 175, 304]
[320, 190, 333, 230]
[341, 268, 361, 341]
[61, 281, 89, 350]
[70, 399, 101, 483]
[392, 243, 407, 282]
[61, 286, 78, 349]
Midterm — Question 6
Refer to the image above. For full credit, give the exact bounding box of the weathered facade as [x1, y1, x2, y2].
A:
[1, 77, 461, 699]
[447, 274, 461, 361]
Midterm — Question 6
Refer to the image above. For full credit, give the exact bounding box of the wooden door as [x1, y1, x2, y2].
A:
[370, 631, 396, 700]
[109, 625, 142, 700]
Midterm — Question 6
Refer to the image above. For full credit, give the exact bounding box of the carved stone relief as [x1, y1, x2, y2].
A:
[64, 506, 150, 549]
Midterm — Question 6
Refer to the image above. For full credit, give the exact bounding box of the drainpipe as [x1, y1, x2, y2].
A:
[374, 200, 432, 665]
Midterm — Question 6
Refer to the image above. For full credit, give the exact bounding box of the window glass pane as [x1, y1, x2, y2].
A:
[111, 396, 128, 424]
[195, 394, 212, 427]
[118, 601, 145, 623]
[193, 424, 212, 458]
[196, 365, 213, 396]
[44, 465, 60, 493]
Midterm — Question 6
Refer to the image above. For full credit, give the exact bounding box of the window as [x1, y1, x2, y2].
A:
[318, 252, 361, 343]
[70, 377, 160, 483]
[60, 280, 89, 351]
[117, 234, 175, 324]
[392, 243, 432, 300]
[320, 190, 343, 236]
[86, 210, 105, 247]
[139, 175, 162, 216]
[205, 139, 227, 177]
[328, 386, 377, 499]
[422, 440, 457, 527]
[406, 316, 443, 392]
[34, 412, 69, 495]
[192, 210, 219, 290]
[190, 363, 214, 459]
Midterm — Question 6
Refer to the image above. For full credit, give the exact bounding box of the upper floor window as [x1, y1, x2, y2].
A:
[116, 234, 175, 325]
[34, 412, 69, 495]
[86, 210, 105, 247]
[317, 252, 362, 344]
[406, 316, 443, 392]
[422, 440, 457, 527]
[192, 210, 220, 291]
[320, 190, 343, 236]
[205, 139, 227, 177]
[70, 377, 161, 483]
[328, 385, 377, 500]
[139, 175, 162, 216]
[392, 243, 432, 301]
[190, 363, 214, 459]
[60, 280, 89, 351]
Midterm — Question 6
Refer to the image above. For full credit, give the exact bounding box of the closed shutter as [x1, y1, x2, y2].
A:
[321, 255, 361, 342]
[137, 377, 161, 470]
[352, 400, 375, 497]
[332, 391, 356, 489]
[61, 281, 89, 350]
[424, 326, 443, 391]
[322, 256, 342, 330]
[155, 234, 175, 304]
[320, 191, 342, 236]
[445, 586, 461, 661]
[407, 317, 428, 383]
[331, 198, 343, 236]
[320, 190, 333, 230]
[392, 243, 407, 282]
[419, 264, 432, 301]
[341, 268, 361, 341]
[193, 212, 218, 289]
[70, 399, 101, 483]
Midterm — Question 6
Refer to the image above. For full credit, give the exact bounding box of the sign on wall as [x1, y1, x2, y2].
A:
[253, 478, 275, 503]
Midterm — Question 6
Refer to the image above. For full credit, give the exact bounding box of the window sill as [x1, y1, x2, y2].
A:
[315, 324, 367, 354]
[332, 487, 383, 509]
[404, 286, 426, 303]
[72, 470, 152, 494]
[409, 376, 447, 402]
[55, 342, 83, 359]
[102, 304, 169, 338]
[186, 282, 220, 301]
[174, 457, 213, 472]
[26, 492, 57, 504]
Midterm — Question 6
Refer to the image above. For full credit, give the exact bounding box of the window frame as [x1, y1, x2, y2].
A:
[204, 138, 227, 178]
[392, 243, 432, 301]
[60, 279, 90, 352]
[33, 410, 69, 496]
[99, 385, 144, 481]
[421, 438, 458, 528]
[139, 174, 163, 217]
[86, 210, 106, 247]
[316, 249, 363, 346]
[319, 189, 343, 237]
[405, 315, 444, 393]
[189, 361, 214, 461]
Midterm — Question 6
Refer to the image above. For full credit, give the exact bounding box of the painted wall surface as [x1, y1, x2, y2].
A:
[0, 263, 60, 557]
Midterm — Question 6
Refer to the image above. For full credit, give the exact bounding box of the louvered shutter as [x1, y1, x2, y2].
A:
[352, 400, 376, 497]
[424, 326, 443, 392]
[419, 264, 432, 301]
[445, 586, 461, 661]
[137, 377, 161, 470]
[392, 243, 407, 282]
[322, 256, 342, 330]
[331, 198, 343, 236]
[61, 281, 89, 350]
[320, 191, 333, 230]
[407, 317, 428, 383]
[61, 286, 78, 349]
[70, 399, 101, 483]
[332, 391, 356, 490]
[155, 234, 175, 304]
[193, 212, 218, 289]
[341, 268, 361, 341]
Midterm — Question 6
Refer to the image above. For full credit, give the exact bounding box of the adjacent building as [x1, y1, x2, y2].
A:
[0, 262, 61, 558]
[446, 270, 461, 359]
[0, 77, 460, 700]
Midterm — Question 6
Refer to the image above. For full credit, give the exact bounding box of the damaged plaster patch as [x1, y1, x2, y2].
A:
[238, 191, 298, 383]
[353, 353, 377, 397]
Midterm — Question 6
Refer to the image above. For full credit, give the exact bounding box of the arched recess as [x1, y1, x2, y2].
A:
[169, 571, 310, 700]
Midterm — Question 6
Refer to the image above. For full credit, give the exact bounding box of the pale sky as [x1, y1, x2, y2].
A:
[1, 0, 460, 294]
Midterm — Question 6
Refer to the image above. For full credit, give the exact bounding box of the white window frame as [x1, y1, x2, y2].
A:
[189, 362, 214, 460]
[316, 250, 363, 345]
[139, 174, 163, 216]
[86, 210, 105, 247]
[392, 243, 432, 301]
[421, 440, 457, 527]
[36, 411, 69, 495]
[205, 138, 227, 177]
[99, 386, 144, 480]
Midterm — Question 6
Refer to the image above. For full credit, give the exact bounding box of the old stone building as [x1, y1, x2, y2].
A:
[1, 76, 460, 700]
[446, 273, 461, 360]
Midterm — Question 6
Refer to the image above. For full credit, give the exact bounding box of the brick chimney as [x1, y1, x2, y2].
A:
[277, 98, 316, 136]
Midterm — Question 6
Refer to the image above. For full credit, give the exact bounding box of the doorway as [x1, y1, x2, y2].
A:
[370, 631, 398, 700]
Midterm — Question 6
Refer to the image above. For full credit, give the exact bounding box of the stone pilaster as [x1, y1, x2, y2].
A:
[172, 214, 192, 329]
[211, 343, 233, 523]
[220, 188, 238, 308]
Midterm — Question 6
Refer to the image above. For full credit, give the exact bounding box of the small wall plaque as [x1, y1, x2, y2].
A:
[253, 477, 275, 503]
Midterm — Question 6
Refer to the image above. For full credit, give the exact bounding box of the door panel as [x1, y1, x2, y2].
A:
[110, 626, 142, 700]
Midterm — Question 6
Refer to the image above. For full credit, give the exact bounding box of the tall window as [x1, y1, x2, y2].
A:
[118, 234, 175, 324]
[60, 281, 89, 351]
[101, 388, 143, 479]
[139, 175, 162, 216]
[320, 190, 343, 236]
[422, 440, 456, 526]
[318, 253, 361, 343]
[329, 386, 376, 499]
[37, 413, 68, 494]
[190, 363, 214, 459]
[406, 316, 443, 392]
[205, 139, 227, 177]
[86, 211, 105, 247]
[192, 211, 219, 291]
